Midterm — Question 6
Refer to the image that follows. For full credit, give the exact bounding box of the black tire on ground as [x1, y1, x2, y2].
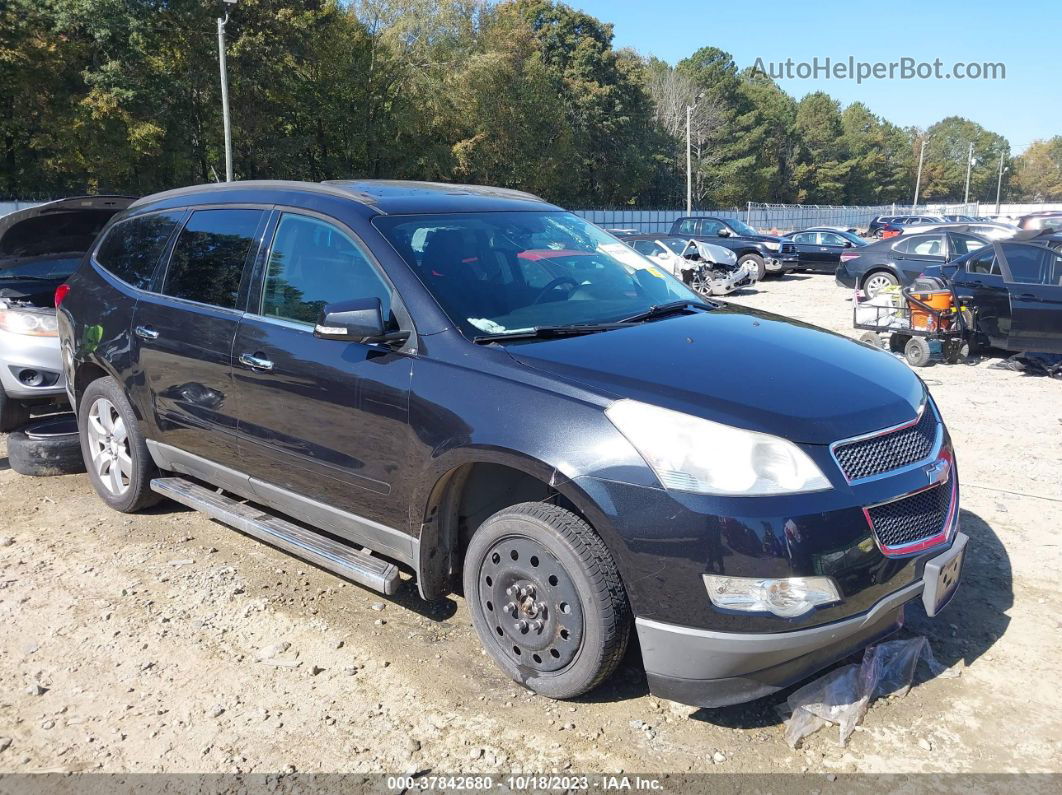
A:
[0, 386, 32, 433]
[904, 336, 933, 367]
[7, 414, 86, 476]
[738, 253, 766, 281]
[462, 502, 631, 700]
[78, 376, 161, 513]
[943, 339, 968, 364]
[858, 331, 882, 348]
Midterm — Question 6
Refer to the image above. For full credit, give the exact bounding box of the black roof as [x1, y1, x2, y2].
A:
[130, 179, 557, 216]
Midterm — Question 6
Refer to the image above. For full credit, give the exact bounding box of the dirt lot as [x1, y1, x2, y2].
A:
[1, 273, 1060, 777]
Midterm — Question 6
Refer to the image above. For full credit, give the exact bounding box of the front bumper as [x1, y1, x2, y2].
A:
[0, 327, 66, 401]
[638, 532, 967, 707]
[765, 253, 799, 272]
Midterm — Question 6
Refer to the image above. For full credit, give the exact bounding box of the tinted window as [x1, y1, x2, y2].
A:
[96, 212, 183, 290]
[1000, 244, 1048, 284]
[819, 232, 847, 246]
[792, 232, 816, 244]
[1048, 249, 1062, 285]
[676, 219, 697, 235]
[631, 240, 658, 255]
[966, 247, 1000, 275]
[163, 209, 263, 309]
[700, 219, 724, 236]
[261, 214, 392, 325]
[948, 233, 987, 257]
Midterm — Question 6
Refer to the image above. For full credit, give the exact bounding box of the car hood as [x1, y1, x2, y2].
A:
[506, 305, 925, 445]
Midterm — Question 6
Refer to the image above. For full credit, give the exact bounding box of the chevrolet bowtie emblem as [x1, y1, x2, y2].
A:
[925, 458, 950, 486]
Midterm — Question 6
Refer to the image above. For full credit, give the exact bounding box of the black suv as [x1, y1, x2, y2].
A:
[669, 216, 798, 279]
[58, 181, 967, 708]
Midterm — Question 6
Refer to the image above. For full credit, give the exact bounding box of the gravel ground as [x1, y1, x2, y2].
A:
[1, 273, 1060, 776]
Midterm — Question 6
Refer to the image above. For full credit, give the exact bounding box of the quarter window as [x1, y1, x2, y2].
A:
[162, 209, 263, 309]
[95, 212, 183, 290]
[261, 214, 392, 325]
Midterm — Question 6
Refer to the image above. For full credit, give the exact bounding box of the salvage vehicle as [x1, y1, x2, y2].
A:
[781, 228, 867, 273]
[59, 180, 967, 708]
[922, 237, 1062, 354]
[0, 196, 134, 430]
[668, 216, 798, 279]
[619, 233, 757, 296]
[835, 229, 989, 297]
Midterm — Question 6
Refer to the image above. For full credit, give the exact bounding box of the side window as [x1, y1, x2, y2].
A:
[163, 209, 263, 309]
[966, 246, 1000, 275]
[261, 214, 392, 325]
[1048, 249, 1062, 286]
[95, 212, 183, 290]
[631, 240, 656, 256]
[792, 232, 815, 244]
[676, 219, 697, 235]
[700, 220, 723, 236]
[1000, 244, 1048, 285]
[910, 236, 943, 256]
[948, 233, 986, 257]
[820, 232, 846, 246]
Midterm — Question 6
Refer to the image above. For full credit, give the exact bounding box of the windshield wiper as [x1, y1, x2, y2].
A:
[618, 300, 710, 324]
[472, 323, 627, 344]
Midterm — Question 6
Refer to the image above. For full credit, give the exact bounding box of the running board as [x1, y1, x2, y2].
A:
[150, 477, 401, 595]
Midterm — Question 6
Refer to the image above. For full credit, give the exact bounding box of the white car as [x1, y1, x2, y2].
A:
[622, 235, 756, 296]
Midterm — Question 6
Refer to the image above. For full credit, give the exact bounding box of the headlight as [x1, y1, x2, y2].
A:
[703, 575, 841, 617]
[761, 241, 780, 252]
[605, 399, 830, 495]
[0, 308, 58, 337]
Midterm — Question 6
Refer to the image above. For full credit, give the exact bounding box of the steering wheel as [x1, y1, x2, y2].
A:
[531, 276, 580, 304]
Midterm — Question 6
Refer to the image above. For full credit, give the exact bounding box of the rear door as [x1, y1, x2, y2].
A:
[789, 231, 822, 269]
[131, 207, 267, 470]
[893, 234, 946, 281]
[999, 243, 1062, 353]
[231, 211, 416, 557]
[952, 244, 1010, 347]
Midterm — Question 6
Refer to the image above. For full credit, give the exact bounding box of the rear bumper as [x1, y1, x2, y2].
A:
[637, 532, 967, 708]
[835, 267, 858, 289]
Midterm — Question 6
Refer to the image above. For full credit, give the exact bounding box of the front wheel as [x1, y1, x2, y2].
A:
[737, 253, 766, 281]
[463, 502, 631, 700]
[862, 270, 898, 297]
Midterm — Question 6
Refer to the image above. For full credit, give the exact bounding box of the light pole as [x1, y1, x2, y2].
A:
[685, 92, 703, 214]
[913, 137, 926, 209]
[217, 0, 238, 182]
[962, 142, 975, 206]
[995, 151, 1009, 215]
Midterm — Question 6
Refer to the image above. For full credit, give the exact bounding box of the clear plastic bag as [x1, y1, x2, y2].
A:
[782, 636, 959, 748]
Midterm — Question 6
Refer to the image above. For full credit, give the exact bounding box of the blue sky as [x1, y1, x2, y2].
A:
[571, 0, 1060, 153]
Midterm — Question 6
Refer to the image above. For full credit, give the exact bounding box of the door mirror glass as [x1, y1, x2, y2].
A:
[716, 227, 731, 237]
[315, 297, 390, 343]
[843, 240, 854, 248]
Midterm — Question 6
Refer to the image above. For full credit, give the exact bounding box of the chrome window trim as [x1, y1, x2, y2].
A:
[829, 398, 942, 485]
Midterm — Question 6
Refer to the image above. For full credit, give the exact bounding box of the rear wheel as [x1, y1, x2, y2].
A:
[863, 270, 898, 297]
[738, 253, 766, 281]
[463, 502, 631, 700]
[78, 377, 160, 513]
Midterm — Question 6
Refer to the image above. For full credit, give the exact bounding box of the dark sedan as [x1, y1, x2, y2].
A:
[782, 228, 868, 273]
[835, 229, 989, 296]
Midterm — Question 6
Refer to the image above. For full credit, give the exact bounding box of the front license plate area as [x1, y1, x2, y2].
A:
[922, 532, 967, 617]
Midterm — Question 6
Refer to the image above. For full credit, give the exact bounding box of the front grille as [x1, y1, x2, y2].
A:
[833, 407, 937, 481]
[866, 476, 952, 550]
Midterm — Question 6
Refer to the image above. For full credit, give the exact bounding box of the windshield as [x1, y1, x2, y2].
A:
[0, 256, 81, 280]
[659, 238, 692, 254]
[373, 212, 705, 338]
[724, 219, 758, 237]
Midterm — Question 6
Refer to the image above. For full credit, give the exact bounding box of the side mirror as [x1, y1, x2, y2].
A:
[314, 297, 407, 345]
[843, 241, 854, 248]
[716, 228, 731, 237]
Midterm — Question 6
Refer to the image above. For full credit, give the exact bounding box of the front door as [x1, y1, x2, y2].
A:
[999, 243, 1062, 354]
[131, 207, 266, 469]
[232, 211, 415, 557]
[789, 231, 824, 269]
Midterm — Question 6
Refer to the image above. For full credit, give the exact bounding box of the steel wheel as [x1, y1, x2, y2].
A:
[478, 535, 585, 673]
[85, 397, 132, 496]
[863, 271, 897, 297]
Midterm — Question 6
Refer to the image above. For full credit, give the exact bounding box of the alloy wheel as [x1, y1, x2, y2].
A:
[864, 273, 896, 297]
[85, 397, 132, 496]
[478, 535, 585, 673]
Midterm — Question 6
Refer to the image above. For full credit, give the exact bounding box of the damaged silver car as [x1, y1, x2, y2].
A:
[621, 233, 758, 296]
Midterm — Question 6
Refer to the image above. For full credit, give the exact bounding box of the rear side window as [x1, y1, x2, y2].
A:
[163, 209, 263, 309]
[95, 212, 183, 290]
[261, 214, 392, 325]
[966, 247, 1000, 275]
[1000, 244, 1048, 284]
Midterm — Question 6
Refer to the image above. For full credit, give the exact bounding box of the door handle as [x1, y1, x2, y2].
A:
[239, 353, 274, 372]
[135, 325, 159, 341]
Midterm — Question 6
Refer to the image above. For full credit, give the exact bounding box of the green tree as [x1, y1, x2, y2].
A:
[919, 116, 1009, 202]
[1011, 137, 1062, 202]
[791, 92, 852, 204]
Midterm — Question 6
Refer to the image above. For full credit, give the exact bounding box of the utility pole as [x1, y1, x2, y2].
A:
[913, 137, 926, 209]
[963, 142, 974, 205]
[685, 104, 693, 214]
[217, 1, 237, 182]
[995, 151, 1007, 215]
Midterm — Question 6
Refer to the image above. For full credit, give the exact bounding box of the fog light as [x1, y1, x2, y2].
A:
[19, 369, 44, 387]
[703, 575, 841, 618]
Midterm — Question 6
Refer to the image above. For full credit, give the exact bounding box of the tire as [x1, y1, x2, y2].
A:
[904, 336, 933, 367]
[889, 333, 910, 353]
[462, 502, 631, 700]
[858, 331, 882, 348]
[7, 414, 85, 476]
[737, 253, 766, 281]
[0, 386, 32, 433]
[78, 376, 160, 513]
[862, 270, 898, 297]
